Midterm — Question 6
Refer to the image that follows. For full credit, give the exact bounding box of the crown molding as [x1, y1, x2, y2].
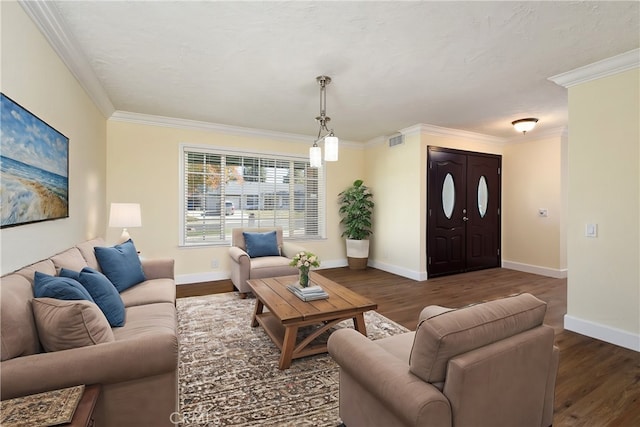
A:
[418, 123, 508, 145]
[364, 135, 387, 148]
[110, 111, 364, 148]
[365, 123, 506, 148]
[549, 48, 640, 88]
[110, 111, 311, 143]
[504, 126, 568, 143]
[19, 0, 115, 117]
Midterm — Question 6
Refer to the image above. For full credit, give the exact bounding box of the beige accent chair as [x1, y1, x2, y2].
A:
[327, 293, 559, 427]
[229, 227, 305, 297]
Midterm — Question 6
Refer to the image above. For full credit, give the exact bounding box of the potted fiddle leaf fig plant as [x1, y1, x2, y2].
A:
[338, 179, 374, 269]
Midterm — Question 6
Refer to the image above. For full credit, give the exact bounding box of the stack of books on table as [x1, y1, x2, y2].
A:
[287, 284, 329, 301]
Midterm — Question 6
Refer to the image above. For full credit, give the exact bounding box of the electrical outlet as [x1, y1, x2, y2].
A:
[211, 259, 219, 269]
[538, 208, 548, 217]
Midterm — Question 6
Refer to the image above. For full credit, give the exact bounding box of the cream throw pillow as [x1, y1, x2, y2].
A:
[32, 298, 115, 352]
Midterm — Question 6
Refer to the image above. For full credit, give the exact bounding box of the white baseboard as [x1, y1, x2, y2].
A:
[176, 259, 349, 285]
[177, 260, 563, 285]
[368, 259, 426, 281]
[176, 271, 230, 285]
[564, 315, 640, 352]
[318, 259, 349, 269]
[502, 260, 567, 279]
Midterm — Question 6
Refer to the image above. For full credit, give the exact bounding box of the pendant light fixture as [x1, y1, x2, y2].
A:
[310, 75, 339, 167]
[512, 118, 539, 134]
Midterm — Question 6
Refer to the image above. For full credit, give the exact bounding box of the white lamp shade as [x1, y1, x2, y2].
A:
[109, 203, 142, 228]
[324, 136, 339, 161]
[310, 146, 322, 168]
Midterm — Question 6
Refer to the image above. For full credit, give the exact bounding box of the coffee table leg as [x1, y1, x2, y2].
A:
[279, 325, 298, 370]
[353, 313, 368, 336]
[251, 299, 264, 327]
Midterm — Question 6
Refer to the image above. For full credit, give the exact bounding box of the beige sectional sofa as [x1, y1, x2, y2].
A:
[0, 238, 178, 427]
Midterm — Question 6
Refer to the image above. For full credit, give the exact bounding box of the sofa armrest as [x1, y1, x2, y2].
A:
[228, 246, 251, 292]
[281, 241, 305, 258]
[141, 258, 174, 280]
[0, 332, 178, 400]
[228, 246, 250, 264]
[328, 328, 451, 426]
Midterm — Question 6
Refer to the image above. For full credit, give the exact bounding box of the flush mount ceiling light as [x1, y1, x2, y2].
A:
[310, 75, 339, 167]
[512, 118, 539, 134]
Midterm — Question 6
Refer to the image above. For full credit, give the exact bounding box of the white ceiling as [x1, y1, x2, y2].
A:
[25, 1, 640, 142]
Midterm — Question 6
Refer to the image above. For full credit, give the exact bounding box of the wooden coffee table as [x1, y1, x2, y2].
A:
[247, 272, 377, 369]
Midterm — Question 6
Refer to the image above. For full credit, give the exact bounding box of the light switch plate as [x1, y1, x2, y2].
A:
[585, 223, 598, 237]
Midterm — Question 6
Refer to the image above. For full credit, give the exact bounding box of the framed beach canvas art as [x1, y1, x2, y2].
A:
[1, 93, 69, 228]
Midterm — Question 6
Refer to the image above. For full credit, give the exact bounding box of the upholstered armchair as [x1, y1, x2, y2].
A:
[228, 227, 305, 297]
[327, 293, 559, 427]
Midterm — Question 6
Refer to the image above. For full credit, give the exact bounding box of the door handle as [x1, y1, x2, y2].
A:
[462, 216, 469, 221]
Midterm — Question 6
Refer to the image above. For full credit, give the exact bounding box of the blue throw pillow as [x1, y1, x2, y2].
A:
[94, 239, 146, 292]
[33, 272, 94, 302]
[59, 268, 81, 281]
[243, 231, 280, 258]
[77, 267, 125, 327]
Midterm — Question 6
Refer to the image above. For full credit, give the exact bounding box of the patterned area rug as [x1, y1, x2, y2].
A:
[177, 293, 409, 426]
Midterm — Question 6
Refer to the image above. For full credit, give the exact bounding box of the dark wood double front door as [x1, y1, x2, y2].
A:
[427, 147, 501, 277]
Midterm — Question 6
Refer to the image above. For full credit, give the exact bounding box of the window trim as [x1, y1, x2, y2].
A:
[178, 143, 326, 247]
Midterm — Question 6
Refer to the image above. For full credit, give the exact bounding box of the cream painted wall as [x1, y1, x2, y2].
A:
[0, 2, 106, 275]
[414, 132, 567, 279]
[502, 135, 567, 275]
[364, 128, 507, 280]
[106, 119, 364, 283]
[365, 132, 423, 279]
[565, 68, 640, 351]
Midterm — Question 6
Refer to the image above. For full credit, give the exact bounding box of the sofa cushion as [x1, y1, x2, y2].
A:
[375, 332, 416, 363]
[14, 259, 57, 286]
[243, 231, 280, 258]
[34, 272, 94, 302]
[94, 239, 146, 292]
[0, 274, 41, 361]
[249, 256, 297, 279]
[419, 305, 456, 321]
[113, 302, 176, 341]
[119, 278, 176, 308]
[76, 267, 126, 327]
[50, 247, 89, 273]
[32, 298, 115, 352]
[76, 238, 105, 270]
[409, 293, 547, 385]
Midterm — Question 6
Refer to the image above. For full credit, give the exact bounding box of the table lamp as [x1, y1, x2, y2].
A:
[109, 203, 141, 243]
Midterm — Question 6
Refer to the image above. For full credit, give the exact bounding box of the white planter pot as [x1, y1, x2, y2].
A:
[346, 239, 369, 270]
[346, 239, 370, 258]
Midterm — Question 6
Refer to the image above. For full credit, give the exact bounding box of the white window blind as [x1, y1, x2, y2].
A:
[180, 146, 325, 246]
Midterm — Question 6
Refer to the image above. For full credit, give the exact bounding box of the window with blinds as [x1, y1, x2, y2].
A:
[180, 146, 325, 246]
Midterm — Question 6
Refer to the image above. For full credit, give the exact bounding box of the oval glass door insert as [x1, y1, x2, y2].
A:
[478, 175, 488, 218]
[442, 173, 455, 219]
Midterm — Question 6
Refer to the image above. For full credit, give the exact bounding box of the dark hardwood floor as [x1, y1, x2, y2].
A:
[177, 267, 640, 426]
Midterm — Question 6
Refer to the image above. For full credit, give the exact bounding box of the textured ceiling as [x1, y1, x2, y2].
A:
[40, 1, 640, 142]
